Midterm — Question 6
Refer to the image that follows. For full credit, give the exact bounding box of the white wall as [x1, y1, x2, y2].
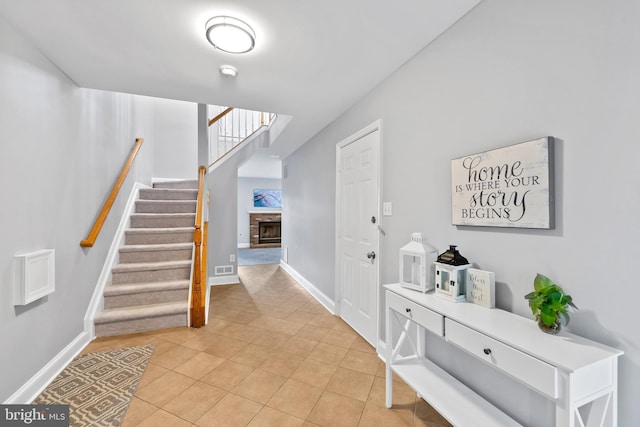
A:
[237, 177, 282, 247]
[282, 0, 640, 425]
[153, 98, 197, 179]
[0, 17, 155, 401]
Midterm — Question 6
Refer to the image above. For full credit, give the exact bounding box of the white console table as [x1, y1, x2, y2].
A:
[384, 283, 623, 427]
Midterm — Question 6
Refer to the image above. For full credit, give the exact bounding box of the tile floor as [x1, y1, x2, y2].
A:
[83, 264, 451, 426]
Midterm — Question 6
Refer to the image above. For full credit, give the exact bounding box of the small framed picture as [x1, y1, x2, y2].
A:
[466, 268, 495, 308]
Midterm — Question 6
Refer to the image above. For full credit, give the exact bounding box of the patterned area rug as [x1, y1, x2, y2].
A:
[33, 344, 154, 426]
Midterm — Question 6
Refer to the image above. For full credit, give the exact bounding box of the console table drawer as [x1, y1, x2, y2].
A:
[445, 319, 558, 399]
[387, 291, 444, 336]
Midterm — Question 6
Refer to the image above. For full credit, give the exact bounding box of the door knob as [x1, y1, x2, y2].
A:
[366, 251, 376, 262]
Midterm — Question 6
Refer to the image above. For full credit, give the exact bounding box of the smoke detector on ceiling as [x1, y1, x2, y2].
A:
[219, 65, 238, 78]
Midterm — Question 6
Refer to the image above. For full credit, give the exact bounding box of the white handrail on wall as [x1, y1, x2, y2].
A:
[208, 105, 275, 165]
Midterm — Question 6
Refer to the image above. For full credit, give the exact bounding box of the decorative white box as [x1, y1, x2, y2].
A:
[466, 268, 495, 308]
[13, 249, 55, 305]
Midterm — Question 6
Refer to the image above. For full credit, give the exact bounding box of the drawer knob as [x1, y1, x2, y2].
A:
[483, 348, 492, 355]
[405, 308, 411, 313]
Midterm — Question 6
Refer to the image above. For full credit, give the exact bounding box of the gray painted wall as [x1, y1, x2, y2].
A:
[282, 0, 640, 424]
[0, 18, 155, 401]
[152, 98, 197, 179]
[206, 130, 272, 281]
[206, 120, 289, 282]
[237, 177, 282, 247]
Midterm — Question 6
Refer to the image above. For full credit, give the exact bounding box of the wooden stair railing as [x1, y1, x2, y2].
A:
[190, 165, 208, 327]
[81, 138, 144, 248]
[208, 109, 277, 170]
[208, 107, 234, 127]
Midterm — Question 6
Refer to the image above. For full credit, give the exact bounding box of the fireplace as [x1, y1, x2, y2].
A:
[259, 221, 281, 244]
[249, 213, 282, 248]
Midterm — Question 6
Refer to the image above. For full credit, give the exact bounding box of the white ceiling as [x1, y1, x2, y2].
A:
[0, 0, 481, 159]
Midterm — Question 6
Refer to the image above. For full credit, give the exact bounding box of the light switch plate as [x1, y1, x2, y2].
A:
[383, 202, 392, 216]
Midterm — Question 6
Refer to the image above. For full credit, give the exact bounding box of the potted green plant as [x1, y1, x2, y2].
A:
[524, 274, 578, 334]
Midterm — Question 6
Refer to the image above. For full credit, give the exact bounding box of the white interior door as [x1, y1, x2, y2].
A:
[336, 122, 380, 346]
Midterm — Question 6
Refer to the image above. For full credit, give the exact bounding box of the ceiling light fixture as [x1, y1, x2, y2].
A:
[205, 16, 256, 54]
[219, 65, 238, 78]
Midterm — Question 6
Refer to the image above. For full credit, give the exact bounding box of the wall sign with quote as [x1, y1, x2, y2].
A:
[451, 137, 554, 229]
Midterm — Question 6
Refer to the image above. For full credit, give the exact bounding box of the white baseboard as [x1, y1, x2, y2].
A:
[5, 332, 90, 404]
[209, 275, 240, 286]
[84, 182, 150, 339]
[279, 261, 336, 314]
[377, 340, 387, 362]
[237, 243, 250, 249]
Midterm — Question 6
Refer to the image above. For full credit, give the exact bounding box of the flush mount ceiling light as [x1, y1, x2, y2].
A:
[219, 64, 238, 78]
[205, 16, 256, 54]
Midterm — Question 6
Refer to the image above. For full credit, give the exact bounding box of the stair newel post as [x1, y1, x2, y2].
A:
[202, 220, 209, 315]
[191, 225, 204, 327]
[190, 165, 207, 328]
[193, 227, 202, 285]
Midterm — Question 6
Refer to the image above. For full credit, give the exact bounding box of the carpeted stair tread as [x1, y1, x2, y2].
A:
[119, 243, 193, 253]
[126, 227, 194, 234]
[111, 259, 191, 273]
[153, 180, 198, 189]
[139, 188, 198, 200]
[124, 227, 194, 245]
[111, 259, 191, 285]
[135, 200, 197, 214]
[118, 243, 193, 263]
[95, 301, 188, 324]
[104, 280, 189, 296]
[130, 213, 196, 228]
[103, 280, 189, 309]
[131, 213, 196, 218]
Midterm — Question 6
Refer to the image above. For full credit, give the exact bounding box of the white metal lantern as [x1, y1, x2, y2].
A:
[434, 245, 471, 302]
[399, 233, 438, 293]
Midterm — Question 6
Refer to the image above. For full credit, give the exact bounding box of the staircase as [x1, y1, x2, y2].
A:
[94, 180, 198, 337]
